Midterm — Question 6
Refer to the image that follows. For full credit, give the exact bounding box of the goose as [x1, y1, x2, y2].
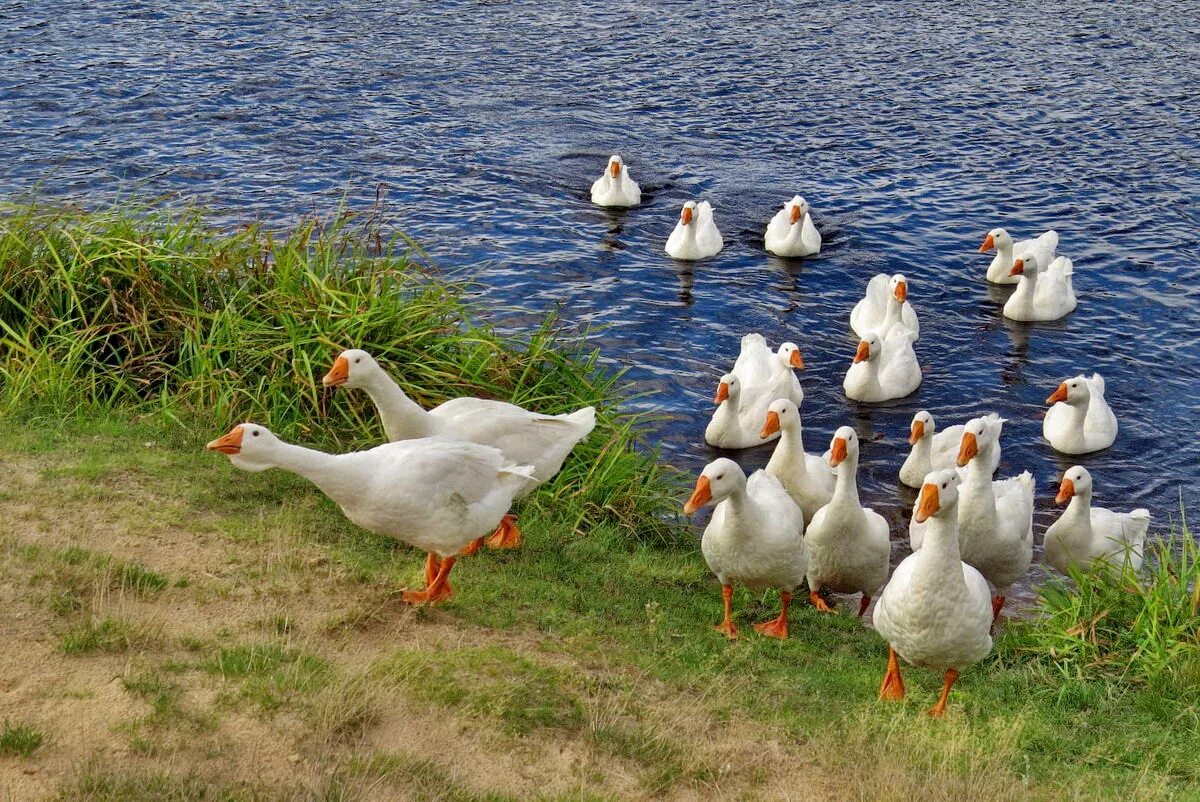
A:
[760, 398, 835, 524]
[899, 411, 1004, 489]
[590, 155, 641, 208]
[874, 469, 993, 717]
[206, 424, 534, 604]
[850, 274, 920, 341]
[843, 331, 921, 403]
[1044, 467, 1150, 575]
[764, 195, 822, 257]
[910, 416, 1033, 620]
[684, 458, 807, 639]
[323, 349, 595, 547]
[704, 373, 778, 449]
[666, 200, 723, 260]
[730, 333, 806, 408]
[1002, 253, 1077, 322]
[804, 427, 890, 616]
[1043, 373, 1117, 454]
[979, 228, 1058, 285]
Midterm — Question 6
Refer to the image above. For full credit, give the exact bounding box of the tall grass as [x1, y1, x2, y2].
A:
[0, 200, 681, 540]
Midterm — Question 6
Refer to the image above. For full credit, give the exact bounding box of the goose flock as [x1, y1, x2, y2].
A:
[205, 154, 1153, 718]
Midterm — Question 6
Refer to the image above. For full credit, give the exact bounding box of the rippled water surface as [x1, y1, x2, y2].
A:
[3, 0, 1199, 604]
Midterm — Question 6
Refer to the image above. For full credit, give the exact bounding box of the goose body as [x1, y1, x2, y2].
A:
[1045, 467, 1150, 575]
[850, 274, 920, 341]
[804, 427, 890, 615]
[843, 331, 922, 403]
[899, 411, 1004, 489]
[684, 459, 808, 639]
[1002, 253, 1077, 322]
[1043, 373, 1118, 454]
[761, 398, 835, 524]
[666, 200, 723, 260]
[764, 195, 822, 257]
[979, 228, 1058, 285]
[590, 155, 641, 207]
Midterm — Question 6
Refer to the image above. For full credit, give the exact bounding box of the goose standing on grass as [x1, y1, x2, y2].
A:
[731, 333, 806, 408]
[1002, 253, 1077, 322]
[666, 200, 723, 260]
[874, 469, 993, 717]
[206, 424, 534, 604]
[899, 411, 1004, 489]
[911, 416, 1033, 620]
[323, 349, 595, 547]
[760, 398, 835, 523]
[804, 427, 890, 616]
[1044, 467, 1150, 575]
[1043, 373, 1118, 454]
[979, 228, 1058, 285]
[850, 274, 920, 341]
[764, 195, 822, 257]
[590, 155, 641, 208]
[843, 331, 921, 403]
[683, 458, 808, 639]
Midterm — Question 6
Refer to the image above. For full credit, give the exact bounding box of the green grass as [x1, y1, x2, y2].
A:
[200, 641, 329, 712]
[0, 719, 45, 757]
[60, 615, 160, 655]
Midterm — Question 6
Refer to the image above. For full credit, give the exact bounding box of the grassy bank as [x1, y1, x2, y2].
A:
[1, 203, 1198, 800]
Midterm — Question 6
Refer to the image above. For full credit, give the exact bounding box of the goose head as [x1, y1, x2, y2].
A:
[776, 341, 806, 370]
[713, 373, 739, 405]
[760, 398, 800, 439]
[979, 228, 1012, 253]
[787, 196, 809, 226]
[890, 274, 909, 303]
[683, 457, 746, 515]
[1056, 465, 1092, 503]
[323, 349, 382, 389]
[206, 423, 283, 473]
[1046, 376, 1091, 407]
[1010, 252, 1041, 279]
[914, 469, 961, 523]
[909, 410, 935, 445]
[607, 154, 624, 179]
[679, 201, 697, 226]
[828, 425, 859, 468]
[955, 416, 996, 467]
[853, 333, 882, 365]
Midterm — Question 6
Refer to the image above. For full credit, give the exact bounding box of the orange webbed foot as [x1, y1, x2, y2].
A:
[809, 591, 834, 613]
[459, 537, 485, 556]
[401, 583, 454, 605]
[753, 616, 788, 639]
[878, 647, 906, 702]
[484, 514, 522, 549]
[714, 619, 740, 639]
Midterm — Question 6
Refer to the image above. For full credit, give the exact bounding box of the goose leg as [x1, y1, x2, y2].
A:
[809, 591, 834, 613]
[714, 584, 739, 639]
[484, 514, 522, 549]
[423, 552, 440, 586]
[857, 594, 872, 618]
[878, 646, 906, 701]
[928, 668, 959, 717]
[991, 595, 1006, 622]
[753, 591, 791, 639]
[403, 556, 457, 604]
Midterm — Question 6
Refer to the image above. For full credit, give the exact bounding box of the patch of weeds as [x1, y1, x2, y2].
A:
[61, 616, 159, 655]
[200, 642, 328, 713]
[587, 723, 688, 793]
[58, 764, 285, 801]
[0, 719, 45, 757]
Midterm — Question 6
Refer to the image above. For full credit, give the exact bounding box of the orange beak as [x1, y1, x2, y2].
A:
[914, 483, 940, 523]
[979, 233, 995, 253]
[894, 281, 907, 303]
[760, 410, 781, 439]
[789, 204, 802, 225]
[829, 437, 848, 467]
[681, 206, 694, 225]
[714, 381, 730, 405]
[789, 349, 805, 369]
[1009, 258, 1024, 277]
[683, 475, 712, 515]
[322, 355, 350, 387]
[909, 419, 926, 445]
[853, 340, 871, 364]
[206, 425, 245, 455]
[956, 431, 978, 467]
[1046, 383, 1068, 404]
[610, 161, 620, 178]
[1056, 477, 1076, 504]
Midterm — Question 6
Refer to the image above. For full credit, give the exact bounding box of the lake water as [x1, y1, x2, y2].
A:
[3, 0, 1199, 606]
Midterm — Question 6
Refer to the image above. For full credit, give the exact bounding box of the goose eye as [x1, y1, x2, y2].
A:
[354, 358, 362, 364]
[252, 431, 260, 437]
[715, 474, 725, 481]
[941, 482, 947, 489]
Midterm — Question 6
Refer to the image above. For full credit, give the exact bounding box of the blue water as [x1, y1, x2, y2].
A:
[3, 0, 1199, 604]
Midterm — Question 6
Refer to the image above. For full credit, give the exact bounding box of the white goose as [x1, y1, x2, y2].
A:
[900, 411, 1003, 489]
[911, 416, 1033, 620]
[666, 200, 723, 260]
[764, 195, 822, 257]
[1002, 253, 1077, 322]
[206, 424, 534, 604]
[323, 350, 595, 547]
[1043, 373, 1118, 454]
[705, 373, 774, 449]
[1044, 467, 1150, 575]
[590, 155, 641, 208]
[804, 427, 890, 616]
[760, 398, 835, 524]
[683, 458, 808, 639]
[850, 274, 920, 341]
[843, 331, 921, 403]
[731, 333, 806, 408]
[874, 469, 993, 717]
[979, 228, 1058, 285]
